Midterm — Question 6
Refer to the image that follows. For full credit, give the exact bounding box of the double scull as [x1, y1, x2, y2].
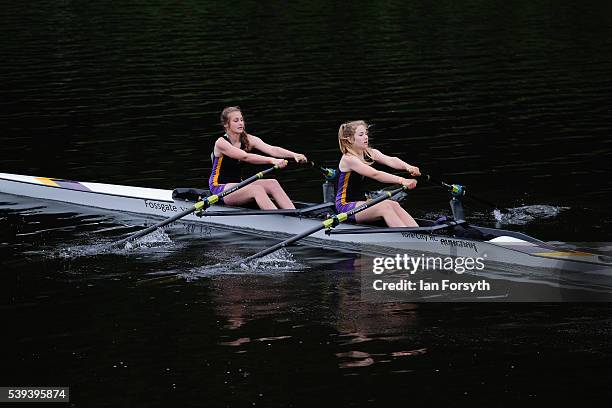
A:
[0, 172, 610, 273]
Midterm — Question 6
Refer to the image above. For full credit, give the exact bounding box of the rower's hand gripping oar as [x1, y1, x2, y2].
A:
[420, 174, 509, 214]
[237, 185, 407, 265]
[108, 164, 284, 249]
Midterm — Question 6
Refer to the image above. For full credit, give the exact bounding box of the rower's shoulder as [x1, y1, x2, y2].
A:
[370, 148, 383, 157]
[213, 137, 234, 157]
[339, 154, 358, 171]
[246, 133, 260, 143]
[342, 153, 368, 165]
[214, 136, 228, 145]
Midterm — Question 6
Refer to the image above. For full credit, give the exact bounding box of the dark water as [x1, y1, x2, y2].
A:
[2, 1, 612, 406]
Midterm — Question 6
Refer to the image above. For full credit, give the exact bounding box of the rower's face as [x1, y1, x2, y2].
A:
[225, 111, 245, 134]
[352, 125, 369, 149]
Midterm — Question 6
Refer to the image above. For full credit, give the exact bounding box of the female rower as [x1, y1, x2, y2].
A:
[209, 106, 307, 209]
[336, 120, 420, 227]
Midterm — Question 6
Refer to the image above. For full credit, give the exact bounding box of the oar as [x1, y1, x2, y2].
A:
[421, 174, 509, 213]
[109, 164, 284, 249]
[237, 185, 407, 265]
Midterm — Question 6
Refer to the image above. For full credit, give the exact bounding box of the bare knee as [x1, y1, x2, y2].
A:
[262, 178, 281, 187]
[260, 179, 283, 193]
[247, 185, 267, 199]
[380, 201, 397, 211]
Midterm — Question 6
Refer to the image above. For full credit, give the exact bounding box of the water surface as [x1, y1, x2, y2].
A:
[2, 1, 612, 406]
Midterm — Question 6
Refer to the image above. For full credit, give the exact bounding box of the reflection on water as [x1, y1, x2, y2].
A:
[2, 194, 612, 405]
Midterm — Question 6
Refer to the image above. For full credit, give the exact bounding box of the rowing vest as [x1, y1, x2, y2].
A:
[209, 135, 244, 186]
[335, 170, 366, 205]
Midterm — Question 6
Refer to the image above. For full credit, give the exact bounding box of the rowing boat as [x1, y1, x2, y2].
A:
[0, 172, 610, 273]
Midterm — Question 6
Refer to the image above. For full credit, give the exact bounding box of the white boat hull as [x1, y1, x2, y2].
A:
[0, 172, 610, 273]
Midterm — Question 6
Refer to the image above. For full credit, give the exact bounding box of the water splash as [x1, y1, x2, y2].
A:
[239, 248, 304, 271]
[182, 248, 307, 280]
[122, 228, 173, 250]
[54, 242, 115, 258]
[494, 205, 569, 225]
[53, 228, 174, 258]
[493, 208, 503, 222]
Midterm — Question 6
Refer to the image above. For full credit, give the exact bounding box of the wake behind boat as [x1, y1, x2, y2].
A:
[0, 172, 610, 273]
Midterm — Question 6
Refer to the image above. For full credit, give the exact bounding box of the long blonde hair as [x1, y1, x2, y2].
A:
[338, 120, 374, 164]
[220, 106, 250, 151]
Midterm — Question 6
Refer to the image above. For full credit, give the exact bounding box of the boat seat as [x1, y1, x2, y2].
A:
[172, 188, 213, 202]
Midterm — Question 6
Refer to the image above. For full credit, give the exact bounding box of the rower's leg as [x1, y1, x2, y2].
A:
[354, 201, 402, 227]
[221, 184, 278, 210]
[381, 201, 412, 227]
[390, 201, 418, 227]
[255, 179, 296, 209]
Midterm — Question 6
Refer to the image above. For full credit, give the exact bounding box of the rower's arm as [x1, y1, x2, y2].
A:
[216, 138, 278, 165]
[346, 155, 410, 185]
[371, 149, 420, 176]
[249, 135, 307, 163]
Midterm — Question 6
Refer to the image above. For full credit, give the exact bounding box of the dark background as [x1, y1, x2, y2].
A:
[2, 1, 612, 406]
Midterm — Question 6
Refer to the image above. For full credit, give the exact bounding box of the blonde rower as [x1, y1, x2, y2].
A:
[209, 106, 307, 209]
[336, 120, 420, 227]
